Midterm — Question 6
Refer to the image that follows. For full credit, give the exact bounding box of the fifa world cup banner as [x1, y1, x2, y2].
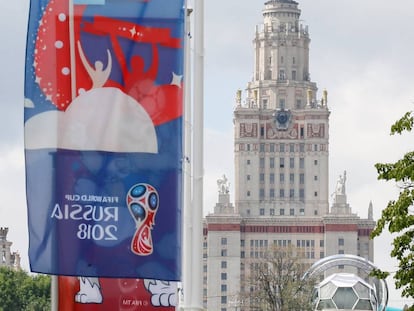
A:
[58, 276, 177, 310]
[24, 0, 184, 280]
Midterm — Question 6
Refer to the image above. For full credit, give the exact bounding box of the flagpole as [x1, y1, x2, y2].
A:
[181, 1, 194, 310]
[190, 0, 204, 309]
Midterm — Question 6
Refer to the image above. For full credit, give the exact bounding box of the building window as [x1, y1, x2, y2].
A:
[260, 173, 265, 182]
[280, 173, 285, 183]
[221, 284, 227, 292]
[260, 188, 265, 199]
[262, 99, 268, 109]
[314, 144, 318, 151]
[280, 189, 285, 198]
[270, 188, 275, 198]
[259, 208, 265, 216]
[320, 240, 324, 247]
[241, 251, 245, 258]
[241, 240, 245, 247]
[221, 238, 227, 245]
[320, 251, 324, 258]
[279, 98, 286, 108]
[247, 144, 250, 151]
[260, 157, 265, 168]
[221, 273, 227, 280]
[299, 189, 305, 200]
[314, 175, 318, 181]
[247, 191, 251, 197]
[339, 250, 345, 255]
[290, 189, 294, 198]
[279, 70, 285, 80]
[270, 208, 275, 215]
[338, 238, 344, 246]
[300, 157, 304, 169]
[270, 143, 275, 152]
[290, 208, 294, 216]
[314, 191, 318, 197]
[260, 143, 265, 152]
[270, 173, 275, 184]
[292, 56, 296, 64]
[270, 157, 275, 168]
[289, 143, 295, 153]
[300, 208, 305, 215]
[289, 173, 294, 184]
[292, 70, 296, 80]
[296, 99, 302, 109]
[247, 159, 251, 165]
[280, 144, 285, 153]
[221, 261, 227, 268]
[221, 296, 227, 304]
[221, 249, 227, 257]
[314, 160, 318, 165]
[280, 209, 285, 215]
[300, 127, 304, 138]
[247, 174, 251, 181]
[289, 157, 294, 168]
[280, 157, 285, 168]
[299, 143, 305, 152]
[300, 173, 305, 184]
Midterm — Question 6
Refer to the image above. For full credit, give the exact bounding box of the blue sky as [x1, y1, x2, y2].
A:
[1, 0, 414, 307]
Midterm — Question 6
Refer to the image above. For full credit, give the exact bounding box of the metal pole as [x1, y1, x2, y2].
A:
[182, 0, 204, 310]
[181, 2, 194, 310]
[190, 0, 204, 308]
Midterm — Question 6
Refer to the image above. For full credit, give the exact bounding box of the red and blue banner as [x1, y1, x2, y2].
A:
[58, 276, 177, 310]
[24, 0, 184, 280]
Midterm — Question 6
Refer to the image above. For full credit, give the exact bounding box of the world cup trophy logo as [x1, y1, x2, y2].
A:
[126, 183, 159, 256]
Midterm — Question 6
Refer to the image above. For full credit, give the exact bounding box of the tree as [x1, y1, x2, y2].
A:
[240, 245, 314, 311]
[371, 111, 414, 310]
[0, 267, 51, 311]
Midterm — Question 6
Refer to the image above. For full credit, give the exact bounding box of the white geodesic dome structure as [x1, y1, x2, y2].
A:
[312, 273, 377, 311]
[303, 255, 388, 311]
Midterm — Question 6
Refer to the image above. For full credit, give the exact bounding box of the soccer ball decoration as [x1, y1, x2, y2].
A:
[303, 255, 388, 311]
[126, 183, 159, 256]
[312, 273, 377, 311]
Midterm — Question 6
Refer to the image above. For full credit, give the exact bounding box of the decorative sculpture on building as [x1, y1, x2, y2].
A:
[335, 170, 347, 195]
[217, 174, 230, 194]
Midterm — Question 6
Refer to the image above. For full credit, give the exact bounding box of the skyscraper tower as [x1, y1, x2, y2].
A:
[204, 1, 375, 310]
[234, 0, 329, 218]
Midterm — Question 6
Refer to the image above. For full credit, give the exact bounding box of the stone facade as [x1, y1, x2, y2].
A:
[0, 227, 21, 270]
[203, 1, 375, 310]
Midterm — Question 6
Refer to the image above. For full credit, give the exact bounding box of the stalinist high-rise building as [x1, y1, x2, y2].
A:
[203, 1, 375, 310]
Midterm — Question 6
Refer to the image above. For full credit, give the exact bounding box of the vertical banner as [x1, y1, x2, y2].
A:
[24, 0, 185, 280]
[58, 276, 177, 310]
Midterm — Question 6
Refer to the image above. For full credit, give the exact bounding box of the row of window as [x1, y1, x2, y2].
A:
[217, 238, 345, 250]
[257, 156, 305, 169]
[256, 172, 311, 183]
[242, 143, 324, 153]
[246, 189, 319, 200]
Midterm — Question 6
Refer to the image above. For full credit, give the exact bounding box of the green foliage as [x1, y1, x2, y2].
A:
[371, 111, 414, 310]
[0, 267, 51, 311]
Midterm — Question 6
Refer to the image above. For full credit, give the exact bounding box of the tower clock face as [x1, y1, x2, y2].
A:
[274, 110, 291, 130]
